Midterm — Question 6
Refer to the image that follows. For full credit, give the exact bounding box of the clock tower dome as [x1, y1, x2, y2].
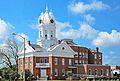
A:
[37, 6, 57, 48]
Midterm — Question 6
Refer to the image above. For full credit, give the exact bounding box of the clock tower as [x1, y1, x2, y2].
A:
[37, 6, 57, 48]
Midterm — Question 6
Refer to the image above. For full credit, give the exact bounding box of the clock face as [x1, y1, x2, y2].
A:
[39, 20, 42, 24]
[50, 19, 54, 23]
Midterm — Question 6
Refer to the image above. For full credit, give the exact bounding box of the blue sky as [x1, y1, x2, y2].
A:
[0, 0, 120, 65]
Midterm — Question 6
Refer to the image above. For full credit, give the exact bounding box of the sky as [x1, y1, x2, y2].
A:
[0, 0, 120, 65]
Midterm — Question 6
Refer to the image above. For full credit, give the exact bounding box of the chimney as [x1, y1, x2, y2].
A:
[96, 47, 99, 52]
[27, 41, 30, 45]
[58, 40, 61, 44]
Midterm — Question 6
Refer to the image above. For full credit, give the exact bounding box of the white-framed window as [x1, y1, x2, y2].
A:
[95, 69, 98, 75]
[75, 52, 78, 57]
[79, 60, 81, 64]
[69, 59, 72, 65]
[83, 60, 85, 64]
[62, 69, 65, 76]
[82, 53, 85, 58]
[94, 54, 97, 59]
[54, 58, 58, 65]
[75, 60, 78, 64]
[86, 53, 88, 58]
[62, 58, 65, 65]
[79, 52, 82, 57]
[54, 68, 58, 76]
[106, 69, 109, 76]
[39, 31, 42, 37]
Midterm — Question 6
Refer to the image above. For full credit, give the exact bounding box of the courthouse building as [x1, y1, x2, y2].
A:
[18, 6, 111, 80]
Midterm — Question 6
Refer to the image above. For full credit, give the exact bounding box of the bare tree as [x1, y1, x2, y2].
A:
[0, 37, 20, 80]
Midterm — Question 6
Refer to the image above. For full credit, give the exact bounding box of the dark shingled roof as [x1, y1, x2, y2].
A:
[30, 44, 42, 49]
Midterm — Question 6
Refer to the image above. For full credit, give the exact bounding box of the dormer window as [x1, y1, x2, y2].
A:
[50, 19, 54, 23]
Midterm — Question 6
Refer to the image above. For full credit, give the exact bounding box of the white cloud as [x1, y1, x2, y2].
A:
[56, 20, 120, 47]
[56, 21, 72, 31]
[92, 30, 120, 47]
[84, 14, 95, 24]
[16, 33, 29, 42]
[56, 21, 98, 39]
[68, 0, 110, 14]
[0, 19, 14, 40]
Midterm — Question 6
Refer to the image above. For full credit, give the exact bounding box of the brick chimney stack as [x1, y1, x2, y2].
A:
[27, 41, 30, 45]
[96, 47, 99, 52]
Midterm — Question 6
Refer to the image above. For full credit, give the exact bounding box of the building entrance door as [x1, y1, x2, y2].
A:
[41, 69, 46, 77]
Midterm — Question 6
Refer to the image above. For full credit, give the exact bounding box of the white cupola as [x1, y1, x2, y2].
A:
[37, 6, 57, 48]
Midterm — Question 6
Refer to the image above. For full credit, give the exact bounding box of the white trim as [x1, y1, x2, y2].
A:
[18, 51, 74, 58]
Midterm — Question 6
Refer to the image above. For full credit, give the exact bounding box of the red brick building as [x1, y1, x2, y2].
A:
[18, 6, 111, 80]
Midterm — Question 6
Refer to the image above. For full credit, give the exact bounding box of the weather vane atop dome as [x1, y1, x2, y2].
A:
[46, 4, 48, 13]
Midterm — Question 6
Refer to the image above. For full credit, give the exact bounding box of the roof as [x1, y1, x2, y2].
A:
[39, 6, 55, 25]
[60, 39, 78, 46]
[30, 44, 42, 50]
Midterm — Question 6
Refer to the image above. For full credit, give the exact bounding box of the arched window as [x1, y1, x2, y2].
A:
[51, 31, 53, 40]
[39, 31, 42, 37]
[45, 34, 47, 39]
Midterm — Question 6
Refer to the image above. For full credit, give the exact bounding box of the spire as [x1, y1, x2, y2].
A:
[46, 5, 48, 13]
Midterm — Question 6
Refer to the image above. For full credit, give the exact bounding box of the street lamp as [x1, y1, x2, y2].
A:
[12, 33, 26, 81]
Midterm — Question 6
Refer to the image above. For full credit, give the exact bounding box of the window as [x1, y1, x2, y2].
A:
[74, 54, 78, 57]
[79, 60, 81, 64]
[45, 34, 47, 39]
[83, 60, 85, 64]
[82, 53, 85, 58]
[94, 54, 97, 59]
[39, 20, 42, 23]
[50, 19, 54, 23]
[62, 58, 65, 65]
[62, 47, 65, 50]
[100, 69, 103, 76]
[106, 69, 109, 76]
[54, 58, 58, 65]
[79, 52, 82, 57]
[95, 69, 98, 75]
[51, 35, 53, 40]
[54, 68, 58, 76]
[69, 59, 72, 65]
[45, 58, 47, 63]
[75, 60, 78, 64]
[89, 69, 92, 75]
[86, 53, 88, 58]
[39, 31, 42, 37]
[62, 69, 65, 76]
[40, 58, 43, 63]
